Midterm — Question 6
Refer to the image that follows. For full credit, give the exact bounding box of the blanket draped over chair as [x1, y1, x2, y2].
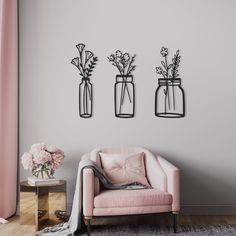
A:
[35, 159, 150, 236]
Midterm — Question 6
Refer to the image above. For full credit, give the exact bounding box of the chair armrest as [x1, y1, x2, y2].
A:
[157, 155, 180, 212]
[82, 168, 94, 217]
[82, 152, 100, 195]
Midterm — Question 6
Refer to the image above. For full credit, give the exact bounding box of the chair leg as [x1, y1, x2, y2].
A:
[87, 219, 91, 236]
[172, 212, 178, 233]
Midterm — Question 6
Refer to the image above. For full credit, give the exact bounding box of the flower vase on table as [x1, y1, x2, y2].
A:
[21, 143, 65, 180]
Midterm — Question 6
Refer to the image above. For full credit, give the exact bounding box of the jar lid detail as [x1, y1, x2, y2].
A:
[116, 74, 133, 82]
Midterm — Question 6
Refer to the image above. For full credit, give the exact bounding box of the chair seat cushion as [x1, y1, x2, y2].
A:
[94, 189, 172, 208]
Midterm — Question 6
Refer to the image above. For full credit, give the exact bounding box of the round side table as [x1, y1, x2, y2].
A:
[19, 180, 67, 230]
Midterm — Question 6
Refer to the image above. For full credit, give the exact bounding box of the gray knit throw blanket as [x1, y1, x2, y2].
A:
[35, 159, 150, 236]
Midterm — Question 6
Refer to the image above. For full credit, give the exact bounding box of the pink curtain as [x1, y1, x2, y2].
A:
[0, 0, 18, 219]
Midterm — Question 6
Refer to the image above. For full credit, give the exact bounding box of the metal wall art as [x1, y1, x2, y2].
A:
[71, 44, 186, 119]
[155, 47, 185, 118]
[108, 50, 136, 118]
[71, 43, 98, 118]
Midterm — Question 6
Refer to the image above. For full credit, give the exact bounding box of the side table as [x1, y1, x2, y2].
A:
[20, 180, 67, 230]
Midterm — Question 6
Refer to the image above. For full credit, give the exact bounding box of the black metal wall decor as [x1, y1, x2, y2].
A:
[155, 47, 185, 118]
[108, 50, 136, 118]
[71, 43, 98, 118]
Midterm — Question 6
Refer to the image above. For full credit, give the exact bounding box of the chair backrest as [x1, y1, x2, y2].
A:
[90, 147, 167, 194]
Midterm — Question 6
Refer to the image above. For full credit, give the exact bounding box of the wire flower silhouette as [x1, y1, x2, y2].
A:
[160, 47, 168, 57]
[155, 46, 185, 118]
[108, 50, 136, 118]
[71, 43, 98, 118]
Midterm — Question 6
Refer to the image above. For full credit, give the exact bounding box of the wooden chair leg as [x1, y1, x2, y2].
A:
[172, 212, 178, 233]
[87, 219, 91, 236]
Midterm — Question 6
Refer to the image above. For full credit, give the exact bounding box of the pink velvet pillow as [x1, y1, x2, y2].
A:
[99, 152, 150, 187]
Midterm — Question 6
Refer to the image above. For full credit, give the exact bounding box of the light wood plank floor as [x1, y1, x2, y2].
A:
[1, 215, 236, 236]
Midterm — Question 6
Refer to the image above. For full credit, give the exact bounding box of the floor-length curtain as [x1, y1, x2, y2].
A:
[0, 0, 18, 219]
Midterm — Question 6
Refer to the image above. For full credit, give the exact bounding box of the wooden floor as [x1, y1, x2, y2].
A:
[1, 215, 236, 236]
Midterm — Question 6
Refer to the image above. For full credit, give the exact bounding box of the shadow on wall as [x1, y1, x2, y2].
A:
[58, 151, 84, 203]
[61, 150, 85, 174]
[155, 151, 235, 208]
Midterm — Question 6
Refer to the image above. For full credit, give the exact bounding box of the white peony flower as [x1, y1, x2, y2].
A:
[21, 152, 33, 170]
[33, 150, 50, 164]
[30, 143, 46, 155]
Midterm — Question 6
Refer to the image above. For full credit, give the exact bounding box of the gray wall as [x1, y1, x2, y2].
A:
[19, 0, 236, 214]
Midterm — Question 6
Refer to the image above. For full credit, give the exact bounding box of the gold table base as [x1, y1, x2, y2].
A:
[20, 180, 67, 230]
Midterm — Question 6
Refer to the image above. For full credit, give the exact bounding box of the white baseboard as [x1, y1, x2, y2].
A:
[181, 204, 236, 215]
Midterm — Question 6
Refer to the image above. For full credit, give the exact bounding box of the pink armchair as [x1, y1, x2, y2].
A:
[82, 147, 180, 235]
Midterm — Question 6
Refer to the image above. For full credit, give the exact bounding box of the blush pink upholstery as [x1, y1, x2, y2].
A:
[93, 206, 173, 216]
[94, 189, 172, 208]
[82, 147, 180, 217]
[99, 152, 150, 187]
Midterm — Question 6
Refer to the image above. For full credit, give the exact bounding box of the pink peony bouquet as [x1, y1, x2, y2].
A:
[21, 143, 65, 178]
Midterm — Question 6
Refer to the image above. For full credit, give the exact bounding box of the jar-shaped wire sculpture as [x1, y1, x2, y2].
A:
[155, 79, 185, 118]
[115, 75, 135, 118]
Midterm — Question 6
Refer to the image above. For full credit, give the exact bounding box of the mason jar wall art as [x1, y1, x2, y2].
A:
[108, 50, 136, 118]
[155, 47, 185, 118]
[71, 43, 98, 118]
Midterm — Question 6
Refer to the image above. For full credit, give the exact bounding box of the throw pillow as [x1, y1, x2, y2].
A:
[99, 152, 150, 187]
